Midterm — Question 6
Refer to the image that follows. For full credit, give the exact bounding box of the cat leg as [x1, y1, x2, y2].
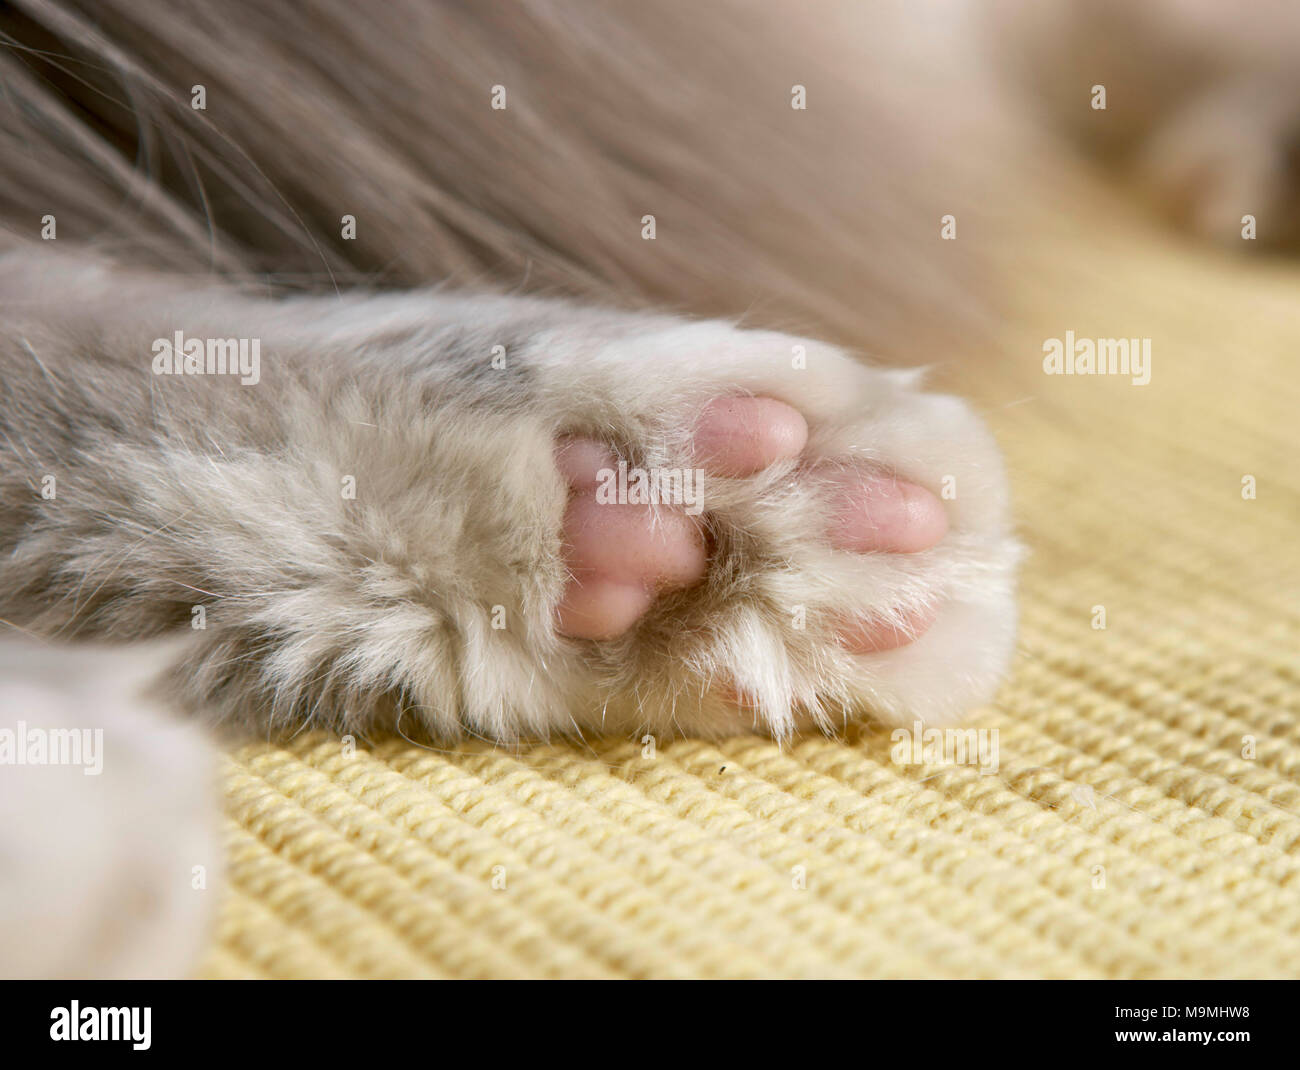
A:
[0, 262, 1020, 742]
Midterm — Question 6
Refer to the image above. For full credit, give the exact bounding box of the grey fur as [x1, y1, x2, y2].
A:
[0, 249, 1020, 741]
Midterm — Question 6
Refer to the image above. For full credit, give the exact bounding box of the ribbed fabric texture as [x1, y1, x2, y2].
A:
[199, 221, 1300, 979]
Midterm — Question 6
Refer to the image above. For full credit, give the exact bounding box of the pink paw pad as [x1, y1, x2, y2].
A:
[554, 396, 948, 655]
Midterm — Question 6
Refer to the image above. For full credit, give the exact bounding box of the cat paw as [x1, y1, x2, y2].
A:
[1134, 81, 1300, 248]
[537, 321, 1022, 739]
[112, 293, 1019, 743]
[0, 641, 220, 979]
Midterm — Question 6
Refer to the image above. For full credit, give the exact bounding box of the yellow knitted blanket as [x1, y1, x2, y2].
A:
[199, 221, 1300, 979]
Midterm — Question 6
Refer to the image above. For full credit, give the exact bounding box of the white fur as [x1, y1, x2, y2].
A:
[0, 639, 221, 979]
